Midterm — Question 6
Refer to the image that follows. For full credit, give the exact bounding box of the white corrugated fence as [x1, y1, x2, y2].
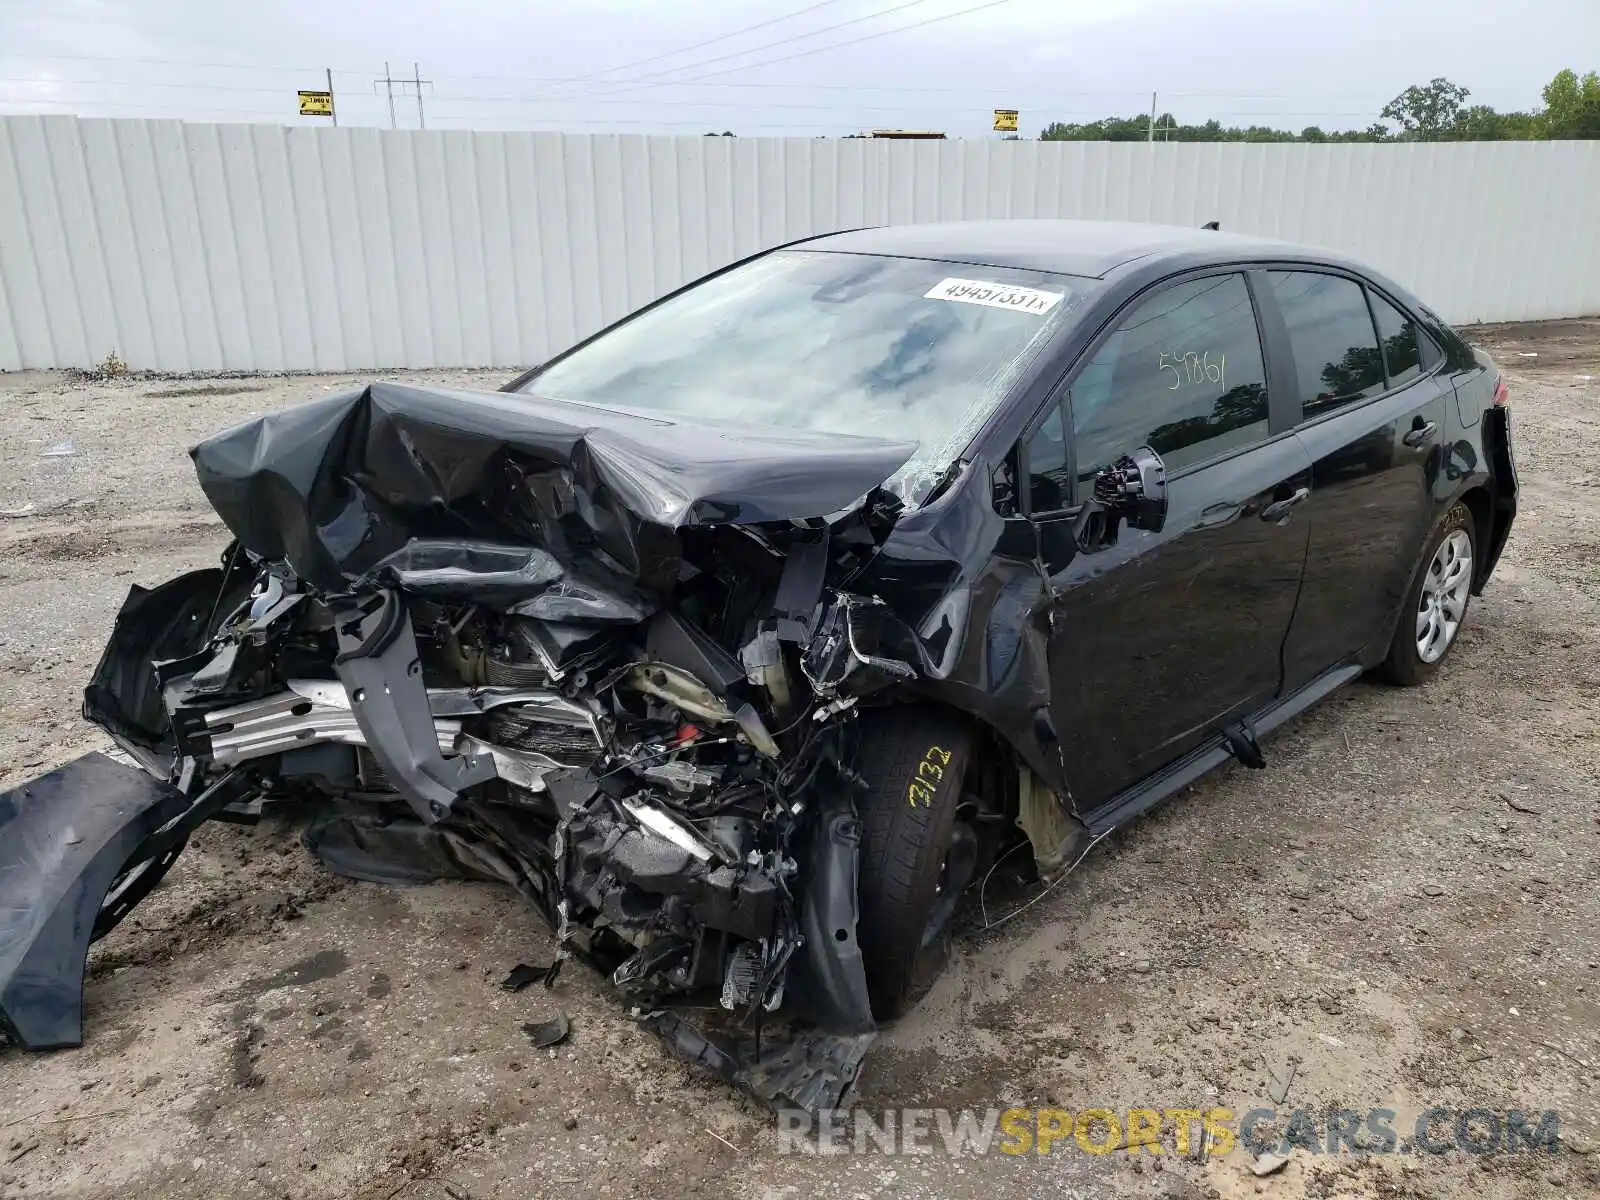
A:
[1, 116, 1596, 373]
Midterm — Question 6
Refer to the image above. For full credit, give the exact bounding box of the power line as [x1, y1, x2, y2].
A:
[0, 56, 1373, 103]
[550, 0, 855, 84]
[0, 98, 303, 116]
[0, 2, 942, 94]
[0, 85, 1387, 119]
[553, 0, 940, 100]
[425, 94, 1383, 117]
[0, 77, 331, 95]
[0, 51, 341, 73]
[0, 74, 1353, 103]
[3, 94, 1387, 128]
[584, 0, 1021, 97]
[0, 100, 927, 129]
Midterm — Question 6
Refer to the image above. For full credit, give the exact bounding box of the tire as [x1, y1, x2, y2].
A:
[1378, 501, 1477, 686]
[852, 706, 977, 1021]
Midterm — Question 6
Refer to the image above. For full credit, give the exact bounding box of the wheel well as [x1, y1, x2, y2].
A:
[1457, 485, 1492, 585]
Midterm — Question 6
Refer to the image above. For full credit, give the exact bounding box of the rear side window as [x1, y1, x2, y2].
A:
[1269, 271, 1385, 417]
[1370, 293, 1422, 387]
[1070, 273, 1269, 483]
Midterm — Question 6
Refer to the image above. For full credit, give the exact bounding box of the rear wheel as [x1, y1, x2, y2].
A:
[1379, 502, 1476, 686]
[852, 707, 977, 1021]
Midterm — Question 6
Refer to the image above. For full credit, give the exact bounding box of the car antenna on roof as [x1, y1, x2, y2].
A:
[1201, 220, 1221, 231]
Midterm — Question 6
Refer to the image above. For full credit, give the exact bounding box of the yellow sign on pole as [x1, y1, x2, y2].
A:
[298, 90, 335, 117]
[993, 108, 1019, 133]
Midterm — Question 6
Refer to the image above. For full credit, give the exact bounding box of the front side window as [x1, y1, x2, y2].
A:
[520, 250, 1082, 506]
[1070, 273, 1269, 484]
[1269, 271, 1386, 418]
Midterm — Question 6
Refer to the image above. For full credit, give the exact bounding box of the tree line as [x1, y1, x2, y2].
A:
[1040, 69, 1600, 143]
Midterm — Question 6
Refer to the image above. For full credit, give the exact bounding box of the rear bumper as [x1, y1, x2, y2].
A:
[1478, 405, 1518, 588]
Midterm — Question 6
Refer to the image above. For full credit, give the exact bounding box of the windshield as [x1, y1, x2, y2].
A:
[519, 250, 1082, 506]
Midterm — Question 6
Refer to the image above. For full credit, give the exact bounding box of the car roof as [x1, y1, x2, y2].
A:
[802, 218, 1317, 280]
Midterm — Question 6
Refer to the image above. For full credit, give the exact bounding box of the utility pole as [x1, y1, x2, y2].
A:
[326, 67, 337, 127]
[373, 62, 433, 130]
[1148, 91, 1157, 143]
[377, 61, 396, 128]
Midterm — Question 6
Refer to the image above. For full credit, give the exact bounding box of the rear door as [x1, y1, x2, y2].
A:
[1027, 271, 1313, 811]
[1260, 271, 1452, 690]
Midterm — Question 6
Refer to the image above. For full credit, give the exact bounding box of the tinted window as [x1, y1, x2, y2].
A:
[1269, 271, 1385, 417]
[1025, 404, 1071, 512]
[1070, 273, 1269, 481]
[1371, 293, 1421, 387]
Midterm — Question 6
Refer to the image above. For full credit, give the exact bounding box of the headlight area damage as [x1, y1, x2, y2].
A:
[0, 382, 994, 1112]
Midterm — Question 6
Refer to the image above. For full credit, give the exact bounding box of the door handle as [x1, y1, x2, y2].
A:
[1196, 500, 1244, 529]
[1259, 486, 1310, 522]
[1403, 419, 1438, 448]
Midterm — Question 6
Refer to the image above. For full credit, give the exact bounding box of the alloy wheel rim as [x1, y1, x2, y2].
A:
[1416, 529, 1472, 664]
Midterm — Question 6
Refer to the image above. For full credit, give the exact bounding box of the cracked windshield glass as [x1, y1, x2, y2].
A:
[520, 249, 1080, 505]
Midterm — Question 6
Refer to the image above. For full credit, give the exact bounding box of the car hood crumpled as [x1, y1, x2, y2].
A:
[190, 380, 919, 599]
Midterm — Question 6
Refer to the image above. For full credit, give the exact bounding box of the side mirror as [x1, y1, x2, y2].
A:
[1071, 446, 1168, 552]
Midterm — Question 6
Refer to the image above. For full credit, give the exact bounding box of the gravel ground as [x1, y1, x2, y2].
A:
[1, 322, 1597, 1200]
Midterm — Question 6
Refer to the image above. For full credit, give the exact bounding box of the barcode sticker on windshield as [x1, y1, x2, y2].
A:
[924, 277, 1064, 315]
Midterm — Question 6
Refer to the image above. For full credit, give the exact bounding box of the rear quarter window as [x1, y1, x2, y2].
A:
[1370, 292, 1422, 386]
[1269, 271, 1386, 418]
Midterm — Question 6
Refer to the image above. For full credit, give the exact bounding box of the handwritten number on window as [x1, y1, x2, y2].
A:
[1159, 351, 1226, 391]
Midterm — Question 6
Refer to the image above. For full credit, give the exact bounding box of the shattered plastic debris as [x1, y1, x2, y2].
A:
[40, 441, 75, 457]
[521, 1011, 571, 1048]
[501, 961, 562, 992]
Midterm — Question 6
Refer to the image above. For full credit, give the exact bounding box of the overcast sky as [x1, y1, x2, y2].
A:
[1, 0, 1595, 137]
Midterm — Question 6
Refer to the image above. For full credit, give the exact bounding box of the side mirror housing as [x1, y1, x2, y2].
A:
[1071, 446, 1168, 552]
[1097, 445, 1168, 532]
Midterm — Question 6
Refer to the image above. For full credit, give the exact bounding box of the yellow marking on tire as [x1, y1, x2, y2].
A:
[908, 745, 953, 807]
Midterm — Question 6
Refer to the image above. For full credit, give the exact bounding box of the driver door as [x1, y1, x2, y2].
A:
[1024, 271, 1313, 812]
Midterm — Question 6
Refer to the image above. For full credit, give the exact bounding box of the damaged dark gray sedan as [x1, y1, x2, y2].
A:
[1, 220, 1517, 1111]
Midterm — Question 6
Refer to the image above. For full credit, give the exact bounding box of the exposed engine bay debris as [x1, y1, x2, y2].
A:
[1, 381, 1079, 1110]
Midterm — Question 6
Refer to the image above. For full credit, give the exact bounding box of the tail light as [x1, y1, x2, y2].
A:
[1493, 376, 1508, 406]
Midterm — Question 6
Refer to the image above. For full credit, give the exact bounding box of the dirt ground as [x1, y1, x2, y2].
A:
[1, 321, 1597, 1200]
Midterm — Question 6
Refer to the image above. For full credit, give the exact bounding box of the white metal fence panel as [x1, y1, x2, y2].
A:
[1, 116, 1597, 373]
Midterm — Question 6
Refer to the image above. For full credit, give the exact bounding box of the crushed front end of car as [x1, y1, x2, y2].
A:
[2, 381, 944, 1111]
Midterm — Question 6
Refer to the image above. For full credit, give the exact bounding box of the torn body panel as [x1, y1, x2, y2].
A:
[6, 379, 1084, 1113]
